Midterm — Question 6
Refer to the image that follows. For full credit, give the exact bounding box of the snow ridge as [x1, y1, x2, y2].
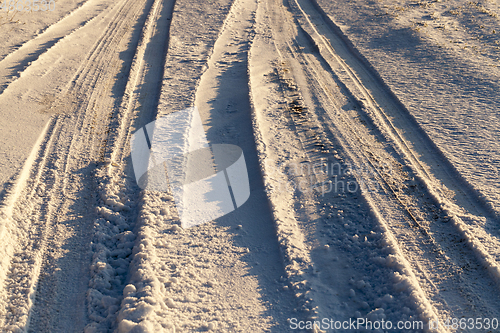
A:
[290, 0, 500, 292]
[84, 0, 176, 330]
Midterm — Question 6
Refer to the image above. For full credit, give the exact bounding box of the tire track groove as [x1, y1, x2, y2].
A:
[265, 0, 500, 328]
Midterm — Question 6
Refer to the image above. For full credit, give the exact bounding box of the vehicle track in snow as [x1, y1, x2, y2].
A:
[1, 0, 299, 330]
[0, 0, 174, 330]
[0, 0, 115, 95]
[250, 0, 500, 330]
[297, 0, 500, 279]
[1, 0, 498, 330]
[293, 0, 500, 323]
[108, 0, 301, 330]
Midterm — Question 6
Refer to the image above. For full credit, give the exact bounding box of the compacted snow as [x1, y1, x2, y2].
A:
[0, 0, 499, 332]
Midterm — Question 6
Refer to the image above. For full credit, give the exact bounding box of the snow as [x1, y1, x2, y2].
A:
[315, 0, 500, 217]
[0, 0, 500, 331]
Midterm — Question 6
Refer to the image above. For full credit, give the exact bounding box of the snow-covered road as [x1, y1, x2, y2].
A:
[0, 0, 499, 331]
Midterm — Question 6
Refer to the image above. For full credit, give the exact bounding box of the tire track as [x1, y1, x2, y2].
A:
[84, 0, 177, 329]
[112, 0, 299, 330]
[290, 0, 500, 286]
[0, 0, 152, 209]
[255, 0, 500, 329]
[294, 0, 500, 279]
[292, 0, 500, 325]
[0, 0, 114, 96]
[250, 1, 436, 329]
[0, 0, 167, 330]
[256, 29, 434, 333]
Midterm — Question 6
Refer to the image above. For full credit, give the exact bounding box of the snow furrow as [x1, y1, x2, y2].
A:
[248, 0, 500, 330]
[0, 0, 115, 96]
[0, 0, 164, 330]
[290, 0, 500, 294]
[113, 0, 301, 330]
[250, 0, 443, 330]
[0, 116, 60, 331]
[86, 0, 176, 330]
[0, 0, 153, 208]
[27, 0, 157, 325]
[300, 0, 500, 280]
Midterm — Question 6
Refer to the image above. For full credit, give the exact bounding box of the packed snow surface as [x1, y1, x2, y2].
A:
[0, 0, 499, 332]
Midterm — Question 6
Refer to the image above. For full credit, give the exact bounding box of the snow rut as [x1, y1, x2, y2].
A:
[292, 0, 500, 290]
[250, 0, 500, 330]
[0, 0, 172, 330]
[250, 3, 440, 329]
[1, 0, 498, 330]
[296, 0, 500, 284]
[2, 0, 296, 330]
[0, 0, 115, 95]
[110, 0, 300, 330]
